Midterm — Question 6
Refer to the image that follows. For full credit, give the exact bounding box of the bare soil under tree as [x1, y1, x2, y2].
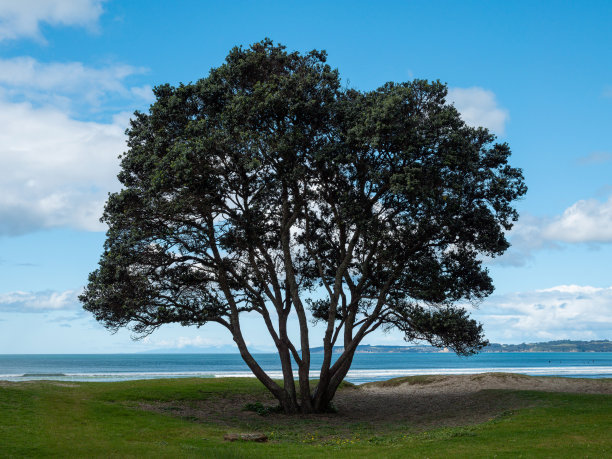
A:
[136, 374, 612, 434]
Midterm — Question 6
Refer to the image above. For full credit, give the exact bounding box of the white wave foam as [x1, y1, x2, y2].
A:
[346, 366, 612, 377]
[2, 366, 612, 383]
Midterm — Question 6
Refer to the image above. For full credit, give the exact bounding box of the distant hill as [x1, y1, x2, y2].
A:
[308, 340, 612, 354]
[308, 344, 445, 354]
[483, 340, 612, 353]
[142, 339, 612, 354]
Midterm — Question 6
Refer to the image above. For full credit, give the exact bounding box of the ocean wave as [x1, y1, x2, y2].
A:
[21, 373, 66, 377]
[347, 366, 612, 377]
[0, 371, 217, 382]
[2, 366, 612, 383]
[211, 366, 612, 380]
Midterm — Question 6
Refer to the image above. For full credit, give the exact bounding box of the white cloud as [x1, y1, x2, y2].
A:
[543, 196, 612, 243]
[142, 335, 238, 350]
[0, 0, 104, 42]
[447, 87, 509, 136]
[130, 84, 154, 101]
[0, 289, 80, 312]
[488, 195, 612, 266]
[471, 285, 612, 343]
[0, 57, 151, 112]
[487, 214, 555, 267]
[0, 55, 155, 235]
[0, 97, 126, 234]
[0, 56, 144, 94]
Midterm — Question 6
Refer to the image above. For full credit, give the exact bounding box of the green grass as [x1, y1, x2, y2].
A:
[1, 378, 611, 458]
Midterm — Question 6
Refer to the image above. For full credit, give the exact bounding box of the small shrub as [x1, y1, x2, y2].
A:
[242, 402, 282, 416]
[325, 402, 338, 414]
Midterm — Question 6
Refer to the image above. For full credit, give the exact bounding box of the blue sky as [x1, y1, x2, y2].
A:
[0, 0, 611, 353]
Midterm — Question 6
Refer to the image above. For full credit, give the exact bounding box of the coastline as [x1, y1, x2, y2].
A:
[2, 351, 612, 384]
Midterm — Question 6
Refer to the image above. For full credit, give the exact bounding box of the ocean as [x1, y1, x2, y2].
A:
[2, 352, 612, 385]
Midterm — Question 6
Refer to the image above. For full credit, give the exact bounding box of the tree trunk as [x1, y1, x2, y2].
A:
[231, 327, 357, 414]
[313, 341, 358, 412]
[277, 342, 299, 413]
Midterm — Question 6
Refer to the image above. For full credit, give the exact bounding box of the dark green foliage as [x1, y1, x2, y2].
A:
[80, 39, 526, 413]
[243, 402, 283, 416]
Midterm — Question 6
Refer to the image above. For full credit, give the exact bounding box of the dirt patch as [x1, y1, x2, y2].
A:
[138, 389, 520, 434]
[135, 373, 612, 433]
[333, 373, 612, 427]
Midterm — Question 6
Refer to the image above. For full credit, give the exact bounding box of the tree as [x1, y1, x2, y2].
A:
[80, 39, 527, 414]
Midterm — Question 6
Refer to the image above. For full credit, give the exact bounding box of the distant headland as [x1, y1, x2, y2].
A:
[308, 340, 612, 354]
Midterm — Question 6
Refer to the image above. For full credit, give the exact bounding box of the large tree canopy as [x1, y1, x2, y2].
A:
[81, 39, 527, 413]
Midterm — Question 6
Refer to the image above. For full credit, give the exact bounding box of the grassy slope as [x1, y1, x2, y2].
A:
[1, 377, 611, 458]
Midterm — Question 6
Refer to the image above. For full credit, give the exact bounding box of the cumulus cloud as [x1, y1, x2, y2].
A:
[542, 196, 612, 243]
[0, 97, 127, 234]
[0, 55, 155, 235]
[471, 285, 612, 343]
[447, 87, 509, 136]
[488, 195, 612, 266]
[0, 289, 80, 312]
[0, 57, 152, 113]
[0, 0, 104, 42]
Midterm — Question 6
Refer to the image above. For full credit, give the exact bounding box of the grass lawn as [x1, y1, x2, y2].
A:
[1, 377, 611, 458]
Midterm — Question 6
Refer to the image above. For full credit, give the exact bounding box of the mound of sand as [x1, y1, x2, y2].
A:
[331, 373, 612, 425]
[360, 372, 612, 395]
